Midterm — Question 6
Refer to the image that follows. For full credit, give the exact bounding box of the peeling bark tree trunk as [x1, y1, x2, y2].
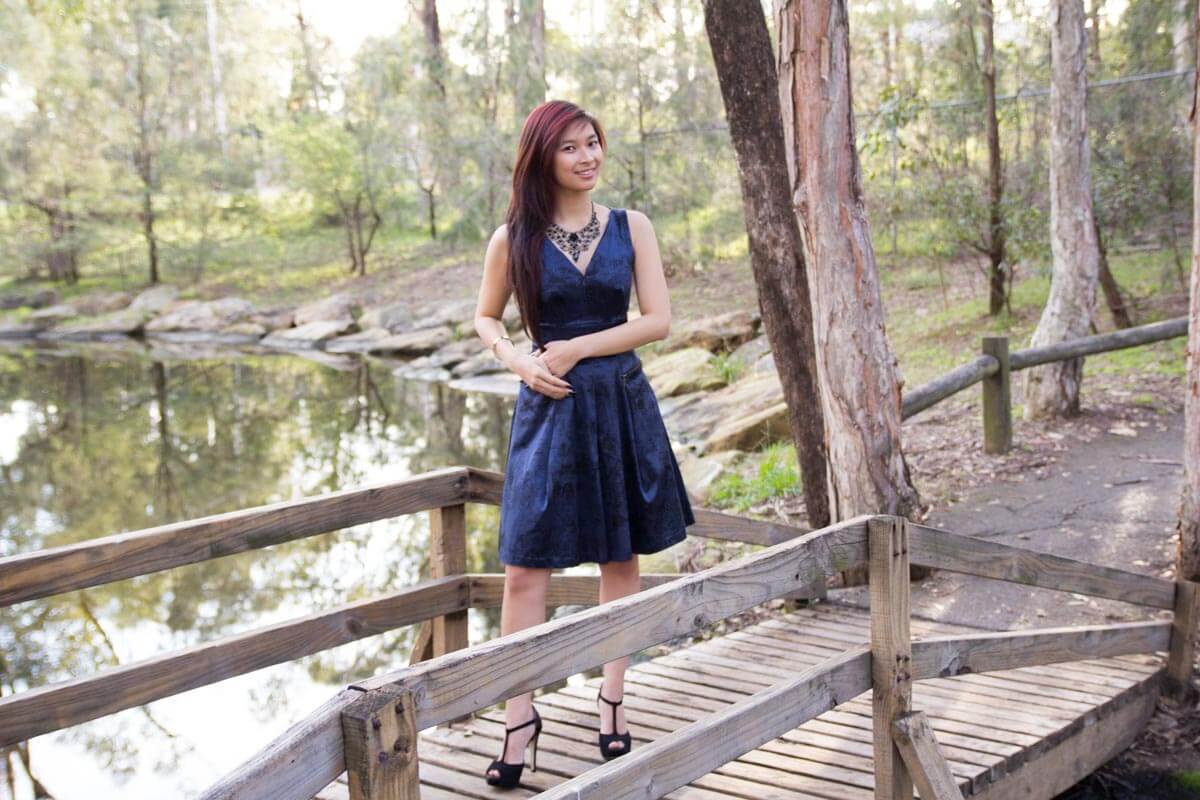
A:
[775, 0, 920, 538]
[1024, 0, 1101, 418]
[702, 0, 831, 528]
[1179, 43, 1200, 583]
[981, 0, 1009, 316]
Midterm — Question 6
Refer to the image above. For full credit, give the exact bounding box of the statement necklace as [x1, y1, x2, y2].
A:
[546, 201, 601, 263]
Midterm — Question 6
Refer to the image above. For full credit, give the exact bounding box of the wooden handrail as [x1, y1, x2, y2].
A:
[909, 523, 1178, 609]
[0, 467, 472, 607]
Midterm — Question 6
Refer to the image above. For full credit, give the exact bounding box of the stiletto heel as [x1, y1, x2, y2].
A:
[596, 681, 632, 760]
[484, 706, 542, 789]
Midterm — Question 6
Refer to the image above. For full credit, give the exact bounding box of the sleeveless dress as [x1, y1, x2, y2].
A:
[498, 208, 696, 568]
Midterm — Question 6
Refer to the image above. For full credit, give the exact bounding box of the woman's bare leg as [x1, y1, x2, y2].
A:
[487, 564, 551, 778]
[597, 555, 641, 752]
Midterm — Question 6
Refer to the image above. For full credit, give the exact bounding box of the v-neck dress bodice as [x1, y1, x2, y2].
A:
[498, 207, 695, 568]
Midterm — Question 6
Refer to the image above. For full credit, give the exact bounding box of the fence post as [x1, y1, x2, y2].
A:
[869, 516, 914, 800]
[430, 503, 470, 724]
[1166, 580, 1199, 699]
[342, 687, 421, 800]
[981, 336, 1012, 454]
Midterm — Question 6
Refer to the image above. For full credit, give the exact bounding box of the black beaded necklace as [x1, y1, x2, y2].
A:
[546, 200, 601, 264]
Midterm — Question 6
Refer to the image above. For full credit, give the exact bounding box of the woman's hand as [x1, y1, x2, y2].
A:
[515, 352, 574, 399]
[534, 339, 585, 381]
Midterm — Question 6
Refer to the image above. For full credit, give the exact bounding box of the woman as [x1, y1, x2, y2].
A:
[474, 100, 695, 789]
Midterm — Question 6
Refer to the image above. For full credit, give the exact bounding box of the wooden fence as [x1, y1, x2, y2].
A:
[900, 316, 1188, 453]
[0, 466, 814, 750]
[180, 507, 1196, 800]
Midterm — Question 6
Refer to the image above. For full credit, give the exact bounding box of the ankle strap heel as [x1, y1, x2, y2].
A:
[597, 684, 632, 761]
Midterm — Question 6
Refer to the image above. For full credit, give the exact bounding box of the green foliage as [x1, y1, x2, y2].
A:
[708, 443, 802, 513]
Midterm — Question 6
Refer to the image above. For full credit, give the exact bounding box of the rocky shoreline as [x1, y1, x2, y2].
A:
[1, 285, 794, 502]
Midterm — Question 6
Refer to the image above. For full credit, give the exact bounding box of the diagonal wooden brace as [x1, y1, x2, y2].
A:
[891, 711, 965, 800]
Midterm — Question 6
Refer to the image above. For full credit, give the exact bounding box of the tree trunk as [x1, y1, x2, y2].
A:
[421, 0, 447, 98]
[134, 13, 160, 285]
[981, 0, 1008, 315]
[702, 0, 831, 529]
[1023, 0, 1101, 418]
[1094, 215, 1133, 327]
[1178, 30, 1200, 583]
[204, 0, 229, 156]
[512, 0, 545, 116]
[775, 0, 920, 537]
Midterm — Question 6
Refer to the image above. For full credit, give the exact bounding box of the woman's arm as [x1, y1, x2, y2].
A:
[569, 209, 672, 360]
[474, 224, 573, 397]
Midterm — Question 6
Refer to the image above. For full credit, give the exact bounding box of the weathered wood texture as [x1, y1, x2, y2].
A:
[354, 519, 872, 729]
[0, 466, 470, 607]
[202, 687, 360, 800]
[342, 688, 420, 800]
[892, 712, 963, 800]
[0, 576, 469, 749]
[981, 337, 1011, 454]
[1167, 580, 1199, 697]
[870, 517, 913, 800]
[1010, 316, 1188, 371]
[908, 523, 1178, 609]
[902, 355, 998, 420]
[305, 604, 1163, 800]
[535, 648, 871, 800]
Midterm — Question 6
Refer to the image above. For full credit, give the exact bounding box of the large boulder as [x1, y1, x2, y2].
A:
[43, 306, 150, 339]
[28, 303, 78, 329]
[261, 319, 358, 349]
[250, 308, 294, 331]
[0, 288, 59, 310]
[293, 293, 362, 327]
[71, 291, 132, 315]
[359, 302, 414, 332]
[666, 372, 790, 454]
[368, 325, 454, 357]
[325, 328, 394, 354]
[129, 285, 179, 314]
[643, 346, 726, 397]
[146, 297, 255, 332]
[662, 308, 760, 354]
[413, 298, 477, 331]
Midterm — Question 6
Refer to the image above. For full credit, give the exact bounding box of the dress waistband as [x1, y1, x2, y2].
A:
[533, 316, 627, 348]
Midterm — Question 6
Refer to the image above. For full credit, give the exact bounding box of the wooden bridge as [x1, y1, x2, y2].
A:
[2, 466, 1195, 800]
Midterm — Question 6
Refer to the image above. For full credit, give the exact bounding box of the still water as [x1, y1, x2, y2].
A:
[0, 341, 523, 798]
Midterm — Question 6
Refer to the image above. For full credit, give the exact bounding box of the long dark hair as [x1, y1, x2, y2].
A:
[506, 100, 608, 350]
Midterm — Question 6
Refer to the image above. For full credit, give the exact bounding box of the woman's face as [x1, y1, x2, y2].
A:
[552, 120, 604, 193]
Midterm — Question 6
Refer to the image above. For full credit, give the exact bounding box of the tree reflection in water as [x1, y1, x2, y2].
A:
[0, 342, 509, 798]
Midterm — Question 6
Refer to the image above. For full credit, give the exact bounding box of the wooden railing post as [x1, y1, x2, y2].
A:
[1166, 580, 1199, 699]
[981, 336, 1011, 454]
[870, 516, 914, 800]
[343, 687, 421, 800]
[429, 503, 470, 724]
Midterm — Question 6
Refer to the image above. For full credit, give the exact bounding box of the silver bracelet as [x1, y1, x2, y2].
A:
[489, 333, 513, 358]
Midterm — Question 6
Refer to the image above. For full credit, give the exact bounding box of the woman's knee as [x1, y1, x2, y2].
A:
[505, 565, 551, 597]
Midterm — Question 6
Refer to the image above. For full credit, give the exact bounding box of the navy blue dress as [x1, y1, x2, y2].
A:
[498, 208, 696, 568]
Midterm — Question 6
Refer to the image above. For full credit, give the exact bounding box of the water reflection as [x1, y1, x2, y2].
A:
[0, 342, 512, 798]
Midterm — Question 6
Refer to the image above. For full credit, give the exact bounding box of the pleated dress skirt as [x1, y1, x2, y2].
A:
[498, 208, 696, 568]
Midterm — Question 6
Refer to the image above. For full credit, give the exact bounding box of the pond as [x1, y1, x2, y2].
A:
[0, 340, 568, 798]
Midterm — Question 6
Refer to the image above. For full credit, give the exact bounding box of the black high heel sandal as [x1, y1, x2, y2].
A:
[597, 683, 632, 760]
[484, 706, 542, 789]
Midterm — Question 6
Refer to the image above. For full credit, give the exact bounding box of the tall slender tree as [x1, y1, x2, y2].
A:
[1179, 28, 1200, 583]
[774, 0, 920, 538]
[1024, 0, 1102, 418]
[702, 0, 830, 528]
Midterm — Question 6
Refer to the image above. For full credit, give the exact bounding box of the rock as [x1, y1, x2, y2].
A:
[144, 329, 263, 345]
[293, 293, 362, 327]
[676, 450, 743, 502]
[394, 363, 454, 383]
[425, 337, 489, 368]
[325, 328, 394, 354]
[71, 291, 131, 315]
[46, 307, 152, 338]
[145, 297, 255, 332]
[261, 319, 358, 349]
[250, 308, 294, 330]
[0, 319, 38, 338]
[0, 289, 59, 310]
[129, 285, 180, 314]
[413, 298, 477, 331]
[728, 335, 772, 372]
[667, 372, 788, 454]
[28, 303, 78, 329]
[367, 325, 454, 356]
[221, 321, 268, 337]
[703, 401, 791, 453]
[662, 309, 760, 354]
[360, 302, 414, 332]
[502, 302, 523, 330]
[643, 347, 726, 397]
